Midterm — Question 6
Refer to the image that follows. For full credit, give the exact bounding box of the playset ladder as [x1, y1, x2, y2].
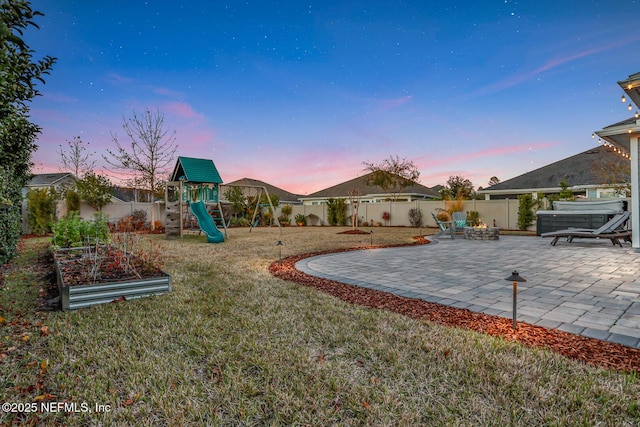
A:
[209, 200, 228, 239]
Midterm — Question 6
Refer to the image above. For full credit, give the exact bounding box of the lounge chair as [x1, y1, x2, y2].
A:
[452, 211, 467, 233]
[541, 212, 631, 246]
[431, 212, 455, 239]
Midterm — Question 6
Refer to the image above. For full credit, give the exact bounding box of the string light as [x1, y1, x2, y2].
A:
[600, 140, 631, 159]
[622, 94, 627, 103]
[629, 104, 633, 111]
[635, 110, 639, 119]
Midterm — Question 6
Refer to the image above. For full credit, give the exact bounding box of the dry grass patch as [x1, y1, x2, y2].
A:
[1, 228, 639, 426]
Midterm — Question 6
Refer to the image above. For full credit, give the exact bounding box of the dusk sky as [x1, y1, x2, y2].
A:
[24, 1, 640, 195]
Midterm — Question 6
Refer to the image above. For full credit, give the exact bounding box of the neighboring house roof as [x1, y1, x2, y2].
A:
[110, 186, 153, 203]
[169, 156, 223, 184]
[221, 178, 303, 204]
[479, 145, 628, 195]
[27, 173, 75, 187]
[301, 172, 439, 200]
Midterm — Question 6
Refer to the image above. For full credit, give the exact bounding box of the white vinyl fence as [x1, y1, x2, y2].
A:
[283, 200, 524, 230]
[25, 197, 629, 233]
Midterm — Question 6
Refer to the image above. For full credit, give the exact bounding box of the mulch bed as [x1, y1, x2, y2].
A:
[337, 229, 372, 235]
[269, 237, 640, 374]
[54, 246, 164, 287]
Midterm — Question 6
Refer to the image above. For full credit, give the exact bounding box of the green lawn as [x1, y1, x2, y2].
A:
[1, 227, 639, 426]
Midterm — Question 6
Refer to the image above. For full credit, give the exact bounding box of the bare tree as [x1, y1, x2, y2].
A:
[348, 188, 361, 230]
[58, 136, 96, 178]
[591, 151, 631, 196]
[104, 108, 178, 230]
[362, 155, 420, 201]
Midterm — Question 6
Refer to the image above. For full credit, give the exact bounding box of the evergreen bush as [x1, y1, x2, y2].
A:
[517, 194, 536, 230]
[26, 188, 58, 235]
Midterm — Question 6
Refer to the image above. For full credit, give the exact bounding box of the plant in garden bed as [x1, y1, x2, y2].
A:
[51, 212, 110, 250]
[54, 233, 164, 286]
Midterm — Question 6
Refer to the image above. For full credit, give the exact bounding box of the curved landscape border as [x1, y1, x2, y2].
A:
[269, 238, 640, 374]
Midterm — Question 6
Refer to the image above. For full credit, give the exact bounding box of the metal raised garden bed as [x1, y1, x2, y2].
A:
[54, 246, 172, 311]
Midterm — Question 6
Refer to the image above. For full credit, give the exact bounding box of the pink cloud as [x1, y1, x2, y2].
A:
[473, 34, 640, 97]
[377, 95, 413, 110]
[163, 102, 204, 121]
[416, 142, 556, 169]
[153, 86, 184, 98]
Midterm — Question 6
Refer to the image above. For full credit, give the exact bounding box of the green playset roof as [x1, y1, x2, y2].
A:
[169, 156, 223, 184]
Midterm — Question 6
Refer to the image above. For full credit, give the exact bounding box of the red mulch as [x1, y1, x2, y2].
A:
[269, 237, 640, 374]
[337, 229, 372, 235]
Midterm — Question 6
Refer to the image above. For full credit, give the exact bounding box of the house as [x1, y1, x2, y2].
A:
[23, 172, 76, 196]
[299, 172, 439, 206]
[477, 145, 629, 200]
[220, 178, 302, 205]
[21, 173, 77, 232]
[595, 71, 640, 250]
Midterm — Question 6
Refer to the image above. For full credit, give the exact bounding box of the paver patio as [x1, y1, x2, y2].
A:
[296, 235, 640, 349]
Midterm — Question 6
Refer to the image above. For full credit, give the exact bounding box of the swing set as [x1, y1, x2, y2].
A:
[165, 157, 281, 242]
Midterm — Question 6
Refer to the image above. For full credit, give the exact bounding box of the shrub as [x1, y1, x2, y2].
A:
[27, 188, 58, 235]
[131, 209, 148, 230]
[467, 210, 479, 226]
[229, 217, 250, 227]
[65, 189, 81, 213]
[444, 197, 465, 216]
[436, 210, 451, 222]
[294, 213, 306, 225]
[278, 214, 291, 226]
[280, 204, 293, 217]
[51, 212, 110, 248]
[382, 211, 391, 226]
[326, 198, 347, 225]
[517, 194, 536, 230]
[408, 208, 423, 227]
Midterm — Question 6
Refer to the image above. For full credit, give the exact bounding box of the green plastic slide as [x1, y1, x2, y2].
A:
[189, 201, 224, 243]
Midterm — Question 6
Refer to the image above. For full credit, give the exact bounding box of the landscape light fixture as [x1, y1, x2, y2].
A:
[505, 270, 527, 330]
[369, 230, 374, 246]
[276, 240, 284, 265]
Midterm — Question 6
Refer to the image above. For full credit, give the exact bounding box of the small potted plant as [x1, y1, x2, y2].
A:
[294, 213, 306, 226]
[278, 205, 293, 226]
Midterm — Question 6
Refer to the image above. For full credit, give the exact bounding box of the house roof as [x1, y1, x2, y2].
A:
[110, 186, 154, 203]
[618, 71, 640, 108]
[479, 145, 628, 193]
[302, 172, 439, 199]
[27, 173, 75, 187]
[169, 157, 223, 184]
[220, 178, 302, 204]
[596, 72, 640, 152]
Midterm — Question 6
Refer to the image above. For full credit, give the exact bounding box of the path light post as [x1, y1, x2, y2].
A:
[505, 271, 526, 330]
[369, 230, 374, 246]
[276, 240, 284, 265]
